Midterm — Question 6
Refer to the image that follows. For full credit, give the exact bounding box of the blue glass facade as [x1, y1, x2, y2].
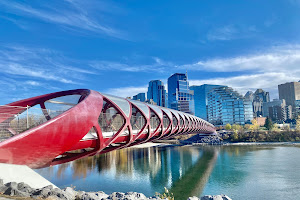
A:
[207, 86, 253, 125]
[167, 73, 194, 114]
[147, 80, 167, 107]
[190, 84, 224, 120]
[252, 89, 270, 117]
[132, 93, 146, 102]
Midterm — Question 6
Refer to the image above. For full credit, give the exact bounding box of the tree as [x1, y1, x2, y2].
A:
[264, 117, 273, 130]
[249, 119, 259, 132]
[296, 115, 300, 132]
[225, 123, 232, 130]
[232, 124, 242, 134]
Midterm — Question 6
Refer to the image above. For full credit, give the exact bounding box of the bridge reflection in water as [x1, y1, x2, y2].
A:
[36, 145, 218, 199]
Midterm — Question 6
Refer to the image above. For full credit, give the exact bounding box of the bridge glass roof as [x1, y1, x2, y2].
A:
[128, 100, 150, 118]
[147, 104, 163, 118]
[161, 107, 172, 121]
[102, 94, 130, 117]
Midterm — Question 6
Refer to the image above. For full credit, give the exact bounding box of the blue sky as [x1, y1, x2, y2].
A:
[1, 0, 300, 104]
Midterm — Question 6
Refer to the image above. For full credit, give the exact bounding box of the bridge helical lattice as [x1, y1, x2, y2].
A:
[0, 89, 215, 168]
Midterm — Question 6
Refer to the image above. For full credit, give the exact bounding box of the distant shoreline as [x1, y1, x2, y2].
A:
[224, 142, 300, 146]
[129, 141, 300, 148]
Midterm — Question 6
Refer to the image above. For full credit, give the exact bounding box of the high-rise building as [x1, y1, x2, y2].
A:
[207, 86, 253, 125]
[244, 91, 254, 102]
[278, 82, 300, 113]
[147, 80, 167, 107]
[132, 93, 146, 102]
[295, 100, 300, 116]
[167, 73, 194, 114]
[252, 89, 270, 117]
[190, 84, 224, 120]
[263, 99, 292, 122]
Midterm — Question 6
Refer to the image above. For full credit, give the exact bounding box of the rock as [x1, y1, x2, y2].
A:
[123, 192, 148, 200]
[81, 192, 105, 200]
[4, 187, 29, 197]
[201, 195, 232, 200]
[63, 187, 78, 199]
[76, 190, 86, 199]
[0, 179, 3, 186]
[31, 188, 49, 197]
[31, 187, 69, 200]
[220, 194, 232, 200]
[17, 182, 33, 193]
[43, 185, 54, 190]
[0, 185, 8, 193]
[95, 191, 109, 199]
[108, 192, 125, 199]
[52, 188, 70, 200]
[2, 182, 30, 197]
[4, 182, 17, 188]
[188, 197, 200, 200]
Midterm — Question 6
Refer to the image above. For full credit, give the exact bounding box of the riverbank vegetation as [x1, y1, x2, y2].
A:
[218, 115, 300, 142]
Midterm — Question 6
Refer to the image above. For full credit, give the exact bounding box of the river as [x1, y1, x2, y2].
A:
[35, 145, 300, 200]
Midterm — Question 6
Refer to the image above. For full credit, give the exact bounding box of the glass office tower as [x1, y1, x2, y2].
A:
[207, 86, 253, 125]
[167, 73, 194, 114]
[252, 89, 270, 117]
[132, 93, 146, 102]
[190, 84, 224, 120]
[147, 80, 167, 107]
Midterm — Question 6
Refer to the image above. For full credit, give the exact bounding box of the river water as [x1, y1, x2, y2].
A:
[35, 145, 300, 200]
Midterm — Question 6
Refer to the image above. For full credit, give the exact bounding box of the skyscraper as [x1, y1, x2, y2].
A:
[278, 82, 300, 113]
[190, 84, 224, 120]
[295, 100, 300, 116]
[147, 80, 167, 107]
[244, 91, 254, 102]
[207, 86, 253, 125]
[263, 99, 292, 122]
[252, 89, 270, 117]
[167, 73, 194, 114]
[132, 93, 146, 102]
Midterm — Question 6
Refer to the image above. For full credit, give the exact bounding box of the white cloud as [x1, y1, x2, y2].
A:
[182, 44, 300, 100]
[89, 57, 170, 73]
[104, 86, 148, 98]
[207, 25, 238, 41]
[190, 72, 300, 100]
[25, 81, 40, 86]
[99, 45, 300, 100]
[179, 45, 300, 73]
[0, 0, 124, 39]
[206, 24, 257, 41]
[0, 45, 96, 85]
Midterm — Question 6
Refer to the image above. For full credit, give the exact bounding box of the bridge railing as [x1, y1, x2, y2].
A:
[0, 105, 57, 141]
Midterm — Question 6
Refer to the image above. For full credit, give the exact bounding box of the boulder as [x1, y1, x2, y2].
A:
[17, 182, 33, 193]
[187, 197, 200, 200]
[80, 192, 106, 200]
[1, 182, 30, 197]
[63, 187, 78, 200]
[108, 192, 125, 200]
[201, 195, 232, 200]
[123, 192, 148, 200]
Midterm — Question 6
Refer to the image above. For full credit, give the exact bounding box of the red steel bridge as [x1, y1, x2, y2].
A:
[0, 89, 215, 168]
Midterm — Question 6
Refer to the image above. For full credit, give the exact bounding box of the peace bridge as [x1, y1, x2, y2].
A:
[0, 89, 215, 168]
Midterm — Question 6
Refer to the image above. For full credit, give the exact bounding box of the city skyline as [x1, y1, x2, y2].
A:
[1, 1, 300, 105]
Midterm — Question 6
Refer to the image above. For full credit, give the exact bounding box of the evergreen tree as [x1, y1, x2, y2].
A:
[264, 117, 273, 130]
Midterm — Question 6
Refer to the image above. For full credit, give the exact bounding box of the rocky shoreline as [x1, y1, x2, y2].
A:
[0, 180, 231, 200]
